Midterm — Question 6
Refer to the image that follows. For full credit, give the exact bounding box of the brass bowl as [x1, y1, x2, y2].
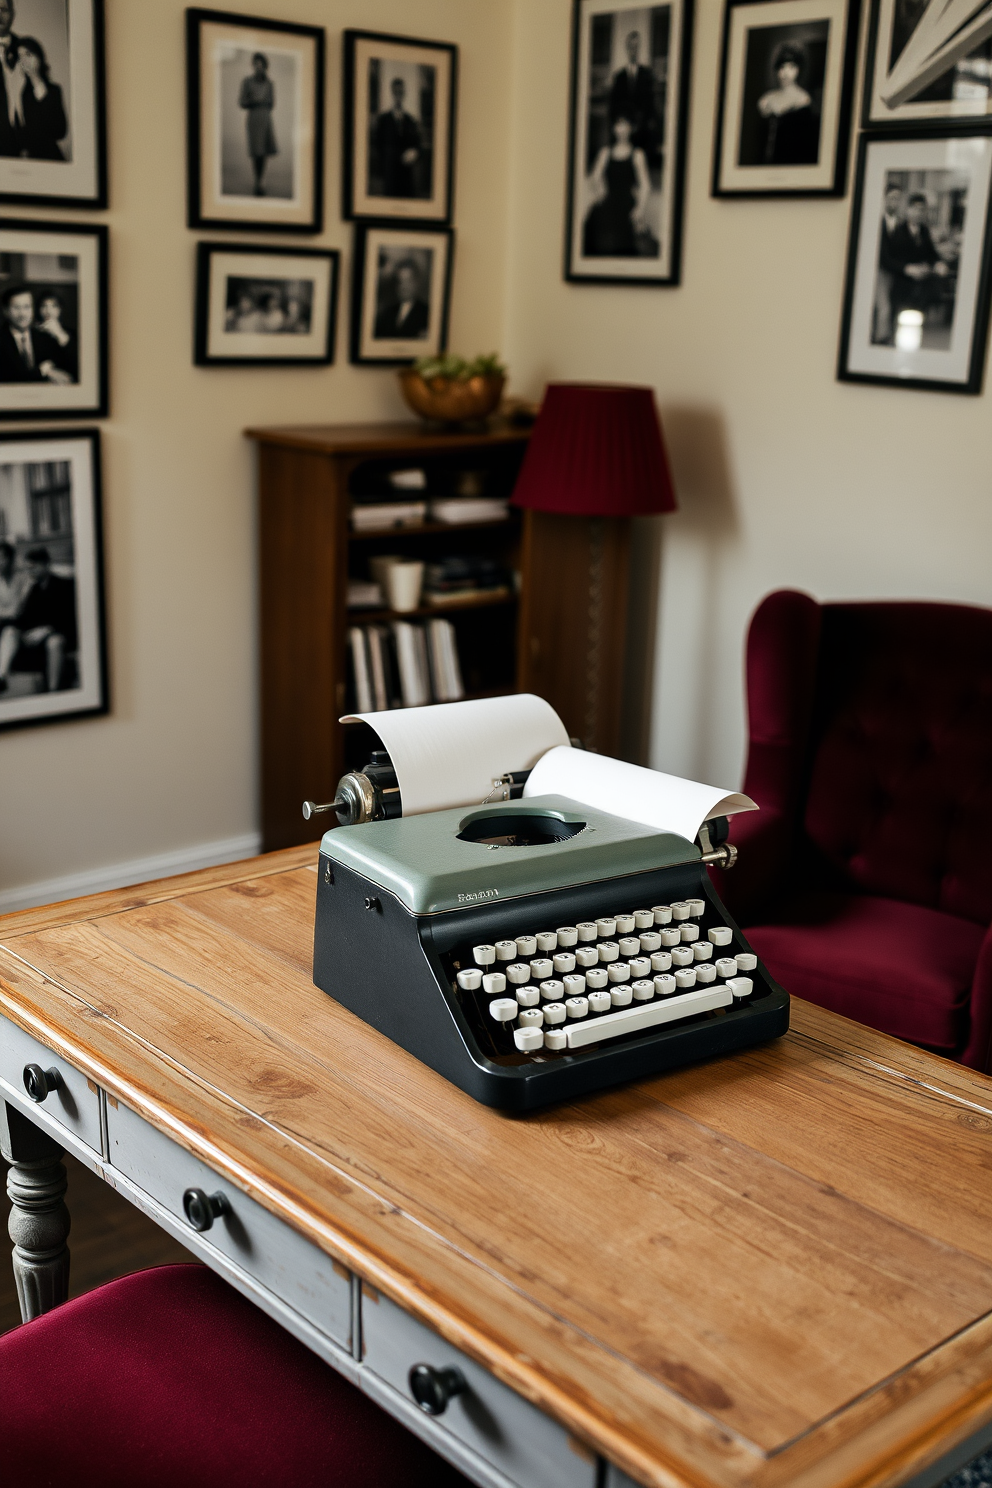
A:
[399, 371, 505, 425]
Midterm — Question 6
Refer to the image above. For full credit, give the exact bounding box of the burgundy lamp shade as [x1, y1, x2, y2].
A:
[510, 383, 676, 517]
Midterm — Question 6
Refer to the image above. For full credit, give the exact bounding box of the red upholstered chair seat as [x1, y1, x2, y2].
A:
[0, 1264, 470, 1488]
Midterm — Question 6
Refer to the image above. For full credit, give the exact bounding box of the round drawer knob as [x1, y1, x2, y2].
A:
[408, 1363, 466, 1416]
[22, 1064, 61, 1103]
[182, 1187, 231, 1233]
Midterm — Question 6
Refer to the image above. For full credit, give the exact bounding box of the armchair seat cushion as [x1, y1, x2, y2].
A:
[746, 892, 985, 1052]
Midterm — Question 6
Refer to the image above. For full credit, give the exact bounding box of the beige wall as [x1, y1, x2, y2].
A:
[0, 0, 513, 900]
[503, 0, 992, 791]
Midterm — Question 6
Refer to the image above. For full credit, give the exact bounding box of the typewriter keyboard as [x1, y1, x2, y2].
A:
[447, 900, 758, 1057]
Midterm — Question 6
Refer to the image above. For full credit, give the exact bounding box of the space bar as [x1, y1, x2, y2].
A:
[565, 985, 733, 1049]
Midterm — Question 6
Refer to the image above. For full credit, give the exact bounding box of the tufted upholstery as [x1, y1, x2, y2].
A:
[715, 592, 992, 1071]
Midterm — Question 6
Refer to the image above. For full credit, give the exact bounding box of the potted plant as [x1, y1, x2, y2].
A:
[399, 352, 507, 426]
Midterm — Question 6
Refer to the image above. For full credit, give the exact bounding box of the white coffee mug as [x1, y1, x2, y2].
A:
[369, 554, 402, 591]
[386, 560, 424, 613]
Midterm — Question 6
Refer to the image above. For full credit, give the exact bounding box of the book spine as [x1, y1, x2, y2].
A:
[367, 625, 388, 712]
[349, 626, 373, 713]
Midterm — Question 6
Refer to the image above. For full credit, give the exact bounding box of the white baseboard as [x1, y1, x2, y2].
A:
[0, 832, 263, 915]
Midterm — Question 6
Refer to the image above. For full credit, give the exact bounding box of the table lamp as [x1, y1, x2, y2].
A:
[511, 383, 676, 756]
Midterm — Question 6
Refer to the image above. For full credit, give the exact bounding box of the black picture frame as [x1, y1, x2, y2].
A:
[343, 28, 457, 224]
[186, 8, 325, 234]
[194, 241, 339, 366]
[712, 0, 860, 198]
[0, 426, 107, 732]
[350, 221, 453, 365]
[0, 216, 108, 421]
[837, 131, 992, 394]
[863, 0, 992, 131]
[564, 0, 694, 286]
[0, 0, 107, 210]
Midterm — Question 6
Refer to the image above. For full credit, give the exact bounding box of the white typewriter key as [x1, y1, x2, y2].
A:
[539, 979, 565, 1002]
[596, 917, 617, 938]
[563, 974, 586, 998]
[565, 996, 589, 1019]
[514, 1026, 544, 1053]
[553, 951, 577, 975]
[671, 946, 694, 967]
[675, 967, 697, 989]
[727, 977, 753, 1000]
[556, 926, 578, 947]
[709, 926, 733, 946]
[577, 922, 598, 942]
[634, 910, 654, 930]
[631, 979, 655, 1002]
[651, 951, 673, 972]
[659, 928, 680, 947]
[654, 974, 677, 997]
[652, 905, 673, 925]
[585, 967, 608, 989]
[680, 923, 700, 943]
[695, 963, 717, 984]
[516, 987, 540, 1008]
[597, 940, 619, 963]
[671, 902, 692, 921]
[456, 968, 483, 991]
[610, 985, 634, 1006]
[608, 961, 631, 983]
[616, 915, 636, 935]
[715, 957, 737, 979]
[490, 998, 518, 1023]
[536, 931, 558, 952]
[473, 945, 496, 967]
[629, 956, 651, 978]
[506, 963, 530, 985]
[495, 940, 517, 961]
[516, 935, 537, 958]
[618, 936, 640, 957]
[529, 958, 553, 980]
[518, 1007, 544, 1028]
[482, 972, 506, 996]
[544, 1028, 568, 1051]
[688, 899, 706, 918]
[588, 990, 613, 1014]
[736, 952, 758, 972]
[543, 1001, 567, 1025]
[576, 946, 599, 968]
[639, 932, 661, 953]
[692, 942, 713, 962]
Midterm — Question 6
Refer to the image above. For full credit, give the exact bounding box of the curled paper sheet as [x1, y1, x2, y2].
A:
[341, 694, 570, 816]
[523, 746, 757, 844]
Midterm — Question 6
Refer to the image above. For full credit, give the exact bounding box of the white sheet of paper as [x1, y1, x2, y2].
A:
[341, 694, 570, 816]
[523, 746, 756, 843]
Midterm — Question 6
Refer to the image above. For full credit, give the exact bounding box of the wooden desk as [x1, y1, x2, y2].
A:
[2, 852, 992, 1488]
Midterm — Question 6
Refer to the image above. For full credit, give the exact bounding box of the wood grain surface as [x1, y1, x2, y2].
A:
[2, 854, 992, 1488]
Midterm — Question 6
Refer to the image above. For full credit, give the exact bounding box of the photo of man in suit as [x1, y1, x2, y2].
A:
[608, 29, 659, 164]
[883, 190, 951, 335]
[0, 284, 74, 383]
[0, 0, 21, 158]
[373, 256, 430, 339]
[373, 74, 423, 199]
[873, 182, 905, 344]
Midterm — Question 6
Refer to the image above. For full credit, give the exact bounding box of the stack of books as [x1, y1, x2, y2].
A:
[350, 502, 427, 532]
[348, 618, 464, 711]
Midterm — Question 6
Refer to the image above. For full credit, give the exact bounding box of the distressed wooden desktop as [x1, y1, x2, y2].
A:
[2, 850, 992, 1488]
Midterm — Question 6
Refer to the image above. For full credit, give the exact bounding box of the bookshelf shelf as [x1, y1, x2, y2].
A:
[347, 592, 515, 625]
[349, 517, 513, 540]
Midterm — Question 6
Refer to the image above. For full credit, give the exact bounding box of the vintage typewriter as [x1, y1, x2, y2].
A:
[307, 700, 788, 1111]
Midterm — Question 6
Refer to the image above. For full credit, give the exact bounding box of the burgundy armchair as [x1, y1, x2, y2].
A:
[713, 590, 992, 1071]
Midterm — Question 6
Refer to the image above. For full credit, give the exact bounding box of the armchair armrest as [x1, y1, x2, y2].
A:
[960, 922, 992, 1073]
[708, 808, 792, 925]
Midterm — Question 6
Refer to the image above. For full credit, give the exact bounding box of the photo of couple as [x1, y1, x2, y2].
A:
[0, 256, 77, 385]
[0, 0, 71, 162]
[0, 457, 77, 700]
[871, 170, 964, 350]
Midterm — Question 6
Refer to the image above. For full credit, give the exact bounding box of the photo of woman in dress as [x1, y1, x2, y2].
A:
[735, 21, 829, 171]
[14, 36, 68, 161]
[239, 51, 277, 196]
[755, 41, 820, 165]
[582, 114, 653, 257]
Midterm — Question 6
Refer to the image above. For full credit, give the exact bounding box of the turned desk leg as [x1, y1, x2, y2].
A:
[1, 1100, 71, 1322]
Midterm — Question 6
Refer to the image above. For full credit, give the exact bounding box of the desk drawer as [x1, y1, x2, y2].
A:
[106, 1099, 351, 1351]
[0, 1015, 103, 1154]
[361, 1287, 597, 1488]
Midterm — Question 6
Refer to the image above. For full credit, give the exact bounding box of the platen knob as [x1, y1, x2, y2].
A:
[182, 1188, 231, 1233]
[408, 1363, 466, 1416]
[22, 1064, 61, 1103]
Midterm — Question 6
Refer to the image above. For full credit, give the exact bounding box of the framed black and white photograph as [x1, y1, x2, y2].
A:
[0, 427, 106, 730]
[194, 241, 339, 366]
[712, 0, 860, 197]
[565, 0, 694, 285]
[0, 0, 106, 209]
[838, 133, 992, 393]
[186, 8, 324, 233]
[0, 217, 107, 419]
[343, 29, 457, 224]
[864, 0, 992, 129]
[350, 223, 453, 365]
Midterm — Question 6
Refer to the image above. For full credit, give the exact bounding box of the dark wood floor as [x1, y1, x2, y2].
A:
[1, 1152, 199, 1334]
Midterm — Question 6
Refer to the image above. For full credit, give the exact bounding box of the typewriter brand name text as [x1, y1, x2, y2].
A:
[457, 888, 499, 903]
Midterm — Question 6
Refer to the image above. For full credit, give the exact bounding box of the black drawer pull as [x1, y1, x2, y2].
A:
[22, 1063, 61, 1103]
[409, 1363, 466, 1416]
[182, 1187, 231, 1232]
